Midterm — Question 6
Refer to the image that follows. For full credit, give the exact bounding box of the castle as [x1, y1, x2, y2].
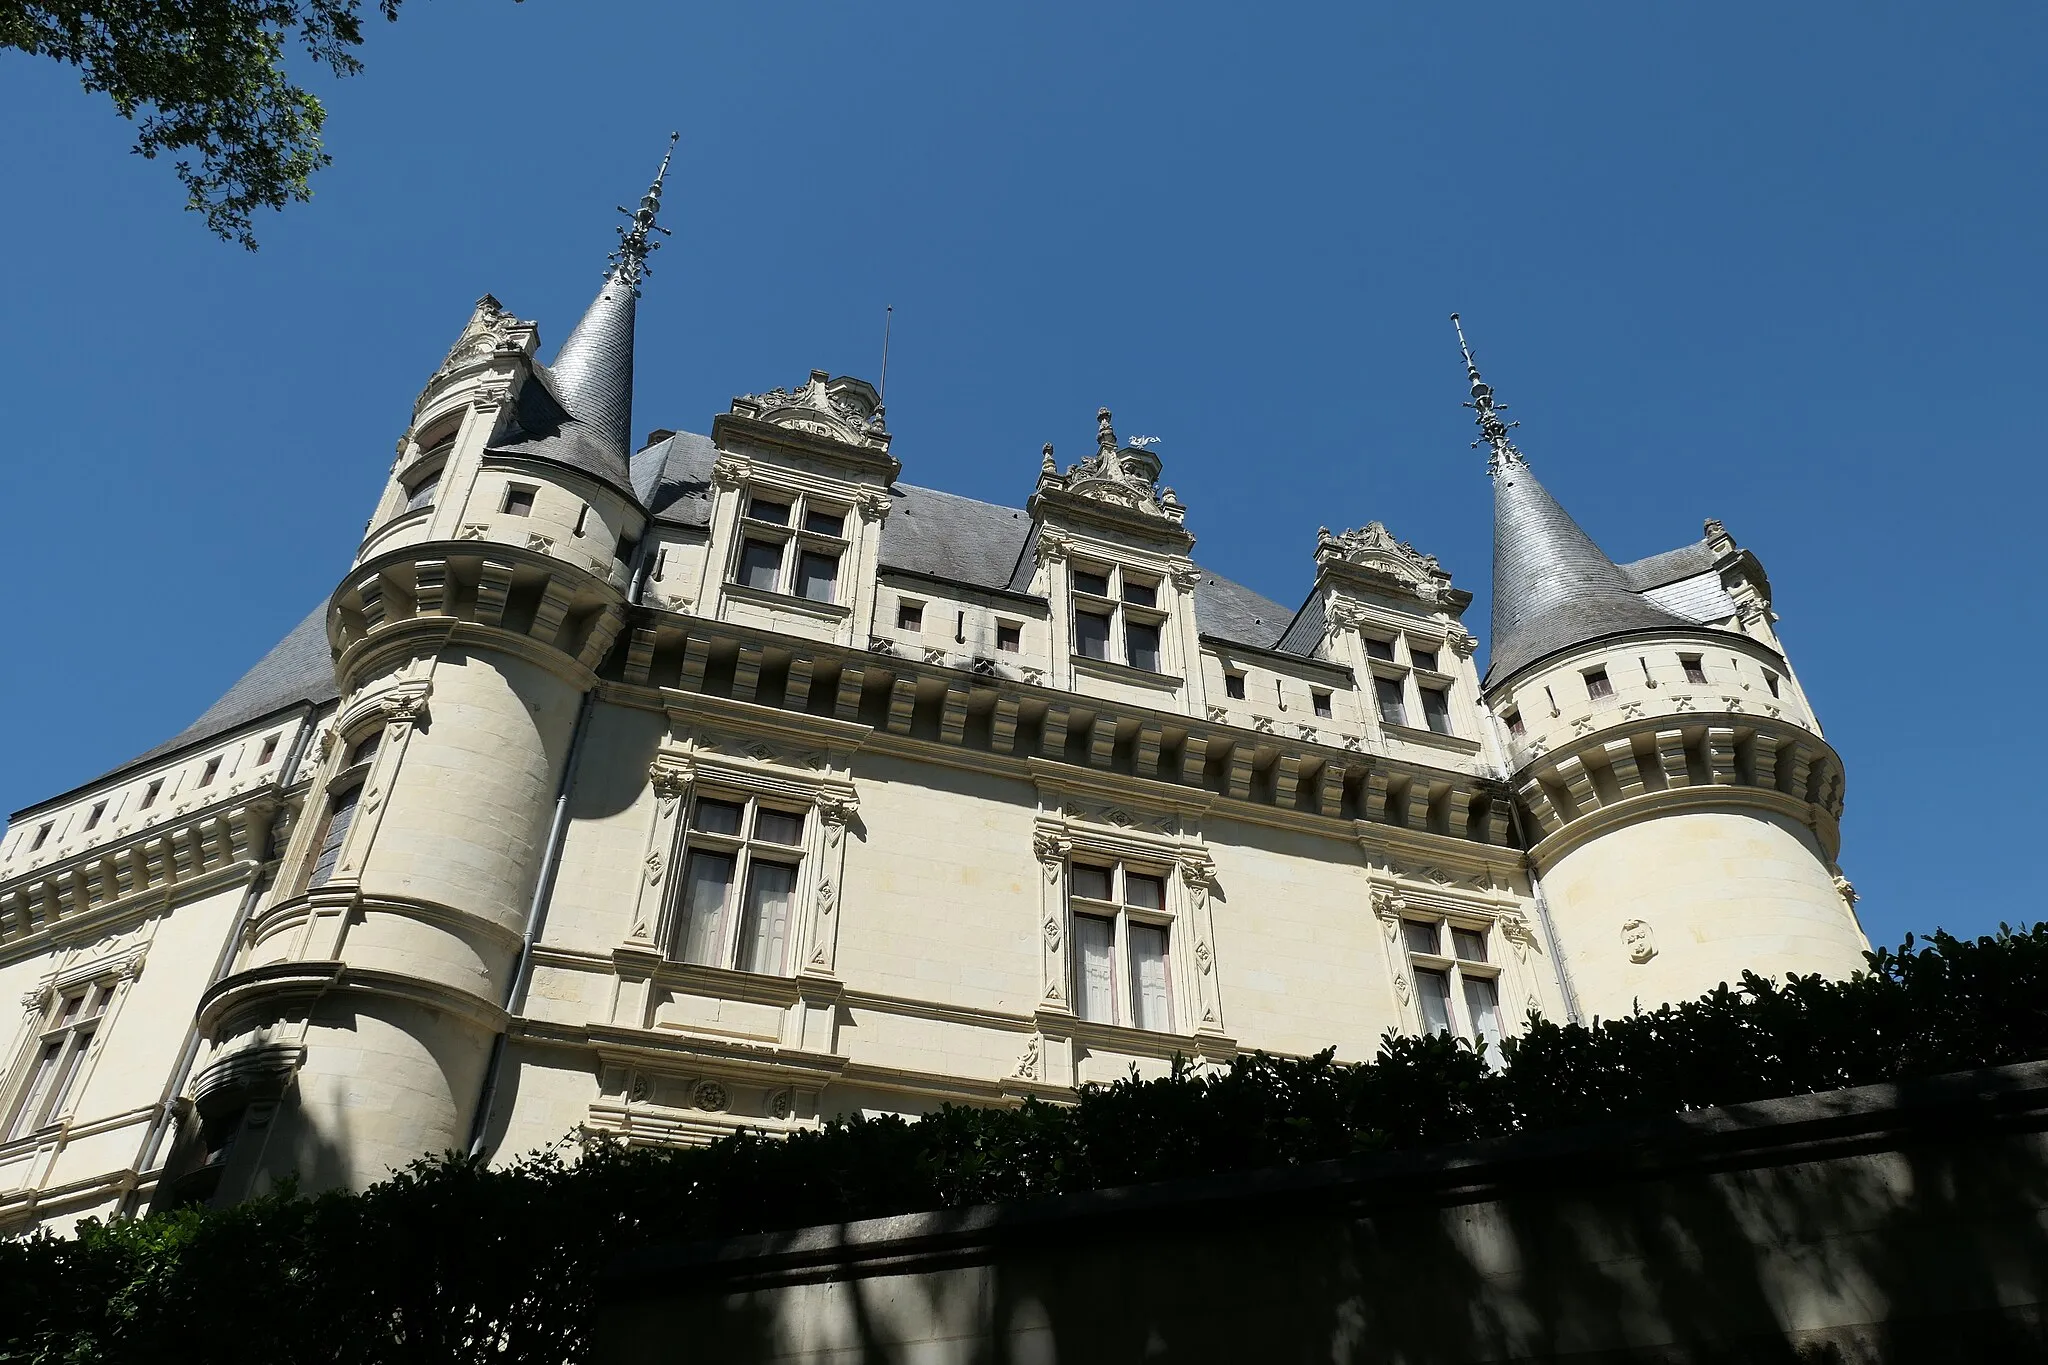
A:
[0, 147, 1866, 1231]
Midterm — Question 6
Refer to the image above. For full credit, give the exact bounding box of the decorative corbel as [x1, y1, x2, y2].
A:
[1168, 560, 1204, 593]
[854, 490, 892, 524]
[710, 456, 747, 489]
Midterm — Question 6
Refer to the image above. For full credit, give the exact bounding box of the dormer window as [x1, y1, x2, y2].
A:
[1070, 562, 1170, 675]
[730, 489, 849, 605]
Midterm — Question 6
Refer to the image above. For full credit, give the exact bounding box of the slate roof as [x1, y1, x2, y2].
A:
[1618, 540, 1719, 592]
[487, 368, 640, 504]
[1487, 461, 1697, 686]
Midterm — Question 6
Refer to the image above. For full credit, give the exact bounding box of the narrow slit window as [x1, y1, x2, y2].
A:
[1503, 708, 1525, 737]
[140, 780, 162, 810]
[1764, 671, 1781, 697]
[84, 801, 105, 832]
[199, 758, 221, 788]
[258, 735, 279, 765]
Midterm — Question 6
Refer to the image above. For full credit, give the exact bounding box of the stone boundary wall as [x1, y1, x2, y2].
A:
[600, 1062, 2048, 1363]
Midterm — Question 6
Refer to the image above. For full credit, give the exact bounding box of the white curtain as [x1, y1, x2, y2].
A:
[1416, 968, 1453, 1035]
[1464, 975, 1504, 1063]
[1075, 915, 1116, 1022]
[1128, 923, 1172, 1031]
[679, 850, 736, 966]
[739, 861, 796, 975]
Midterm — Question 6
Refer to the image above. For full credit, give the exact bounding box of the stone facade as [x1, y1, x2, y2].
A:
[0, 201, 1867, 1231]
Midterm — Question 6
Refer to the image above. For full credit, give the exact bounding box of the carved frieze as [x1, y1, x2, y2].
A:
[1315, 522, 1455, 604]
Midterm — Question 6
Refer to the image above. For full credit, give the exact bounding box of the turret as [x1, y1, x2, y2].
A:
[1454, 317, 1866, 1019]
[168, 140, 678, 1203]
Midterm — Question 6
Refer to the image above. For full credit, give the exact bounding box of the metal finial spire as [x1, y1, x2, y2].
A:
[608, 131, 679, 295]
[1452, 313, 1525, 474]
[1096, 406, 1118, 454]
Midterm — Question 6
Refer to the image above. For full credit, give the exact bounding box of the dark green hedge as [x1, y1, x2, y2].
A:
[6, 925, 2046, 1364]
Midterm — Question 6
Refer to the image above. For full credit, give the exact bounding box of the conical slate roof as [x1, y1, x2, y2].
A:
[1488, 461, 1693, 685]
[545, 266, 639, 468]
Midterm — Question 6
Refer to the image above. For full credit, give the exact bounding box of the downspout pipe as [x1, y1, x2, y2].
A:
[120, 703, 320, 1217]
[1483, 705, 1584, 1027]
[466, 689, 597, 1159]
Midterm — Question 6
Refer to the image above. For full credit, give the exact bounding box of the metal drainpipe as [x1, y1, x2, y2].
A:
[119, 704, 321, 1217]
[466, 689, 596, 1159]
[1483, 704, 1584, 1027]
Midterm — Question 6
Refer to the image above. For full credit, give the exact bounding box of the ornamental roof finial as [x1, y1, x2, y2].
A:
[608, 131, 679, 295]
[1096, 406, 1118, 454]
[1452, 313, 1525, 474]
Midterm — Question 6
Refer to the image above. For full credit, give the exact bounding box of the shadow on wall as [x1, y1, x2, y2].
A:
[602, 1069, 2048, 1364]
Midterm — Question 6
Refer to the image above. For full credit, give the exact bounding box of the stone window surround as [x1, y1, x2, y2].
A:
[1065, 855, 1175, 1033]
[1031, 807, 1224, 1041]
[727, 484, 855, 606]
[1067, 558, 1170, 677]
[631, 749, 857, 982]
[1363, 629, 1461, 739]
[663, 789, 813, 975]
[1370, 886, 1538, 1050]
[282, 684, 430, 899]
[1, 936, 148, 1156]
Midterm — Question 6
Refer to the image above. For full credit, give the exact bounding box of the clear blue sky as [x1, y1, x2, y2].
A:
[3, 4, 2040, 951]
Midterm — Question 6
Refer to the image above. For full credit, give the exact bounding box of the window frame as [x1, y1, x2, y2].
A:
[502, 483, 538, 517]
[303, 730, 381, 892]
[1398, 913, 1505, 1062]
[1069, 561, 1172, 676]
[727, 487, 852, 606]
[1583, 666, 1614, 700]
[1363, 631, 1459, 738]
[1679, 654, 1709, 685]
[1066, 857, 1177, 1034]
[666, 790, 812, 977]
[5, 979, 115, 1143]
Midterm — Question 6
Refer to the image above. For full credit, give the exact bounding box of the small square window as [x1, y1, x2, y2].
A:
[1313, 690, 1332, 719]
[804, 508, 846, 537]
[31, 822, 52, 851]
[502, 485, 536, 516]
[259, 735, 279, 764]
[1584, 668, 1614, 700]
[996, 622, 1021, 653]
[1411, 648, 1439, 673]
[1402, 919, 1441, 956]
[1074, 610, 1112, 661]
[747, 498, 791, 526]
[897, 600, 924, 631]
[199, 757, 221, 788]
[1364, 637, 1396, 662]
[1126, 620, 1162, 672]
[1071, 864, 1113, 901]
[1681, 655, 1708, 685]
[692, 799, 745, 836]
[1451, 927, 1488, 963]
[1224, 672, 1246, 700]
[140, 780, 161, 810]
[736, 539, 784, 591]
[795, 549, 840, 603]
[1764, 671, 1781, 698]
[1121, 579, 1158, 609]
[1072, 570, 1111, 598]
[754, 808, 806, 845]
[1420, 686, 1453, 736]
[84, 801, 105, 832]
[1504, 708, 1525, 737]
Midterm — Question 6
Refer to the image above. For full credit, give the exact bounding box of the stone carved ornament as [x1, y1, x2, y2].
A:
[1315, 522, 1455, 603]
[729, 371, 888, 448]
[1037, 408, 1186, 523]
[1621, 918, 1657, 964]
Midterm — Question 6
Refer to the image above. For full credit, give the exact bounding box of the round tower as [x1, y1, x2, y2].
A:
[176, 143, 676, 1200]
[1454, 317, 1866, 1021]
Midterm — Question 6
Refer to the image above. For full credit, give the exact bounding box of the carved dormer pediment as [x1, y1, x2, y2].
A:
[412, 294, 538, 422]
[1030, 408, 1191, 545]
[1315, 522, 1461, 607]
[728, 371, 891, 453]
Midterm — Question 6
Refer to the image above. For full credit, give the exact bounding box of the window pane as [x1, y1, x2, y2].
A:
[692, 799, 745, 835]
[754, 808, 805, 845]
[1125, 873, 1164, 912]
[1416, 968, 1454, 1035]
[503, 486, 535, 516]
[898, 601, 923, 631]
[795, 550, 840, 603]
[996, 623, 1021, 652]
[1410, 649, 1439, 673]
[803, 508, 845, 537]
[1128, 923, 1172, 1032]
[1402, 919, 1440, 956]
[1374, 676, 1408, 727]
[1681, 656, 1708, 684]
[747, 498, 791, 525]
[1505, 710, 1525, 737]
[1421, 687, 1453, 735]
[1073, 570, 1110, 598]
[1074, 915, 1117, 1023]
[1464, 975, 1504, 1061]
[677, 850, 736, 966]
[737, 861, 797, 975]
[55, 991, 85, 1027]
[347, 733, 382, 766]
[1585, 669, 1613, 699]
[1121, 579, 1157, 608]
[1070, 864, 1112, 901]
[307, 786, 360, 889]
[44, 1027, 95, 1123]
[1451, 927, 1487, 963]
[1364, 637, 1396, 661]
[1074, 611, 1111, 660]
[404, 470, 439, 512]
[737, 539, 784, 591]
[1225, 674, 1246, 700]
[7, 1041, 63, 1140]
[1125, 620, 1162, 672]
[1313, 691, 1332, 718]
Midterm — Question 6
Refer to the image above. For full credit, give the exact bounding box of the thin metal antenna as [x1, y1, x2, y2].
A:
[878, 305, 894, 410]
